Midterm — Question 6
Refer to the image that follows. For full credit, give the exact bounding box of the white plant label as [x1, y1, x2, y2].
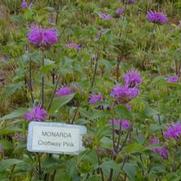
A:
[27, 122, 87, 155]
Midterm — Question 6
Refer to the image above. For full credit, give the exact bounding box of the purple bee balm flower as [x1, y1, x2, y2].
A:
[153, 146, 168, 159]
[116, 8, 125, 16]
[24, 106, 48, 122]
[21, 0, 28, 9]
[124, 69, 142, 88]
[128, 0, 136, 4]
[147, 11, 168, 24]
[164, 122, 181, 140]
[66, 42, 81, 50]
[167, 75, 179, 83]
[110, 85, 139, 103]
[27, 25, 58, 48]
[110, 119, 130, 129]
[99, 12, 112, 20]
[89, 93, 103, 104]
[121, 120, 130, 129]
[56, 86, 73, 96]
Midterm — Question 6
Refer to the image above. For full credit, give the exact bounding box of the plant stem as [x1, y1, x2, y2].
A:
[116, 125, 122, 152]
[9, 164, 16, 181]
[37, 153, 42, 180]
[157, 114, 164, 138]
[41, 50, 45, 108]
[47, 75, 60, 111]
[90, 54, 98, 89]
[116, 57, 121, 82]
[29, 60, 34, 104]
[96, 152, 104, 181]
[71, 106, 79, 124]
[112, 120, 116, 151]
[108, 168, 113, 181]
[119, 130, 130, 152]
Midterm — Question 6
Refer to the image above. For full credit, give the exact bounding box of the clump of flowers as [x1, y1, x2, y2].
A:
[167, 75, 179, 83]
[147, 11, 168, 24]
[89, 93, 103, 104]
[110, 85, 139, 103]
[56, 86, 73, 96]
[164, 122, 181, 140]
[128, 0, 136, 4]
[111, 69, 141, 104]
[21, 0, 28, 9]
[124, 69, 142, 88]
[115, 8, 124, 17]
[153, 146, 168, 159]
[98, 12, 112, 20]
[149, 136, 168, 159]
[27, 25, 58, 48]
[110, 119, 130, 130]
[24, 106, 48, 122]
[66, 42, 81, 50]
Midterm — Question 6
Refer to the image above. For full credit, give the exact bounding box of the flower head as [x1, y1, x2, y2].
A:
[128, 0, 136, 4]
[110, 85, 139, 103]
[147, 11, 168, 24]
[110, 119, 130, 129]
[164, 122, 181, 140]
[152, 146, 168, 159]
[89, 93, 103, 104]
[121, 120, 130, 129]
[124, 69, 142, 88]
[115, 8, 124, 16]
[27, 25, 58, 48]
[99, 12, 112, 20]
[21, 0, 28, 9]
[66, 42, 81, 50]
[167, 75, 179, 83]
[56, 86, 73, 96]
[24, 106, 48, 122]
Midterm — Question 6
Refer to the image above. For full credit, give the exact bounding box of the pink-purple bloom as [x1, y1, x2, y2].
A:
[116, 8, 125, 16]
[21, 0, 28, 9]
[128, 0, 136, 4]
[110, 119, 130, 129]
[124, 69, 142, 88]
[110, 85, 139, 103]
[149, 136, 168, 159]
[89, 93, 103, 104]
[153, 146, 168, 159]
[164, 122, 181, 140]
[147, 11, 168, 24]
[56, 86, 73, 96]
[27, 26, 58, 48]
[167, 75, 179, 83]
[99, 13, 112, 20]
[66, 42, 81, 50]
[24, 106, 48, 122]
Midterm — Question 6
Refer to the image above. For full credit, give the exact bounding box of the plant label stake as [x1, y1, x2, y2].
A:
[27, 122, 87, 155]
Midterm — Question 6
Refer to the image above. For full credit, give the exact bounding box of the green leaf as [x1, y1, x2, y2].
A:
[115, 105, 132, 119]
[0, 108, 26, 121]
[123, 163, 137, 181]
[100, 160, 119, 177]
[86, 175, 101, 181]
[0, 159, 23, 172]
[49, 93, 75, 114]
[123, 143, 146, 154]
[3, 82, 24, 98]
